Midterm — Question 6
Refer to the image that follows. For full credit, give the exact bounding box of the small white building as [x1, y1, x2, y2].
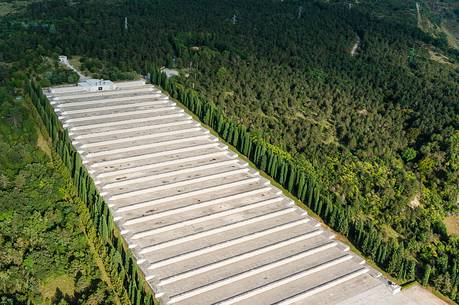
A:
[78, 79, 115, 92]
[58, 55, 68, 63]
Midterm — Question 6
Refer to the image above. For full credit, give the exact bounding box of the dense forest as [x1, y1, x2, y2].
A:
[0, 0, 458, 303]
[0, 66, 116, 303]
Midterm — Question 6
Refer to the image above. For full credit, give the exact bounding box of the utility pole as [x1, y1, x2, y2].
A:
[232, 14, 237, 25]
[124, 17, 128, 30]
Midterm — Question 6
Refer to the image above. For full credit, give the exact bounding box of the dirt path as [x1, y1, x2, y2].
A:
[60, 56, 87, 80]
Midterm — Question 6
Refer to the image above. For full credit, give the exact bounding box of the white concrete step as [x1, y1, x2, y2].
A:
[108, 167, 250, 201]
[273, 268, 370, 305]
[113, 177, 264, 212]
[109, 171, 261, 208]
[167, 243, 344, 304]
[85, 135, 214, 158]
[90, 142, 223, 170]
[63, 109, 182, 128]
[221, 262, 369, 305]
[80, 131, 213, 154]
[74, 120, 195, 139]
[213, 255, 357, 305]
[80, 127, 204, 148]
[105, 159, 242, 190]
[55, 93, 160, 108]
[146, 219, 321, 281]
[104, 159, 248, 194]
[68, 113, 185, 131]
[52, 90, 158, 106]
[158, 230, 326, 287]
[61, 107, 177, 123]
[63, 105, 176, 121]
[130, 197, 287, 241]
[119, 182, 271, 227]
[108, 172, 260, 208]
[94, 148, 228, 178]
[78, 123, 202, 144]
[58, 99, 171, 115]
[173, 245, 352, 305]
[147, 218, 310, 270]
[72, 116, 190, 136]
[120, 186, 273, 224]
[291, 271, 381, 305]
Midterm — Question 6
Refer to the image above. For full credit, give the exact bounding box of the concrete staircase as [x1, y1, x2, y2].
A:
[46, 80, 397, 305]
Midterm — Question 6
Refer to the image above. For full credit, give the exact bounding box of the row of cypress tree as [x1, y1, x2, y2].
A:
[150, 68, 418, 283]
[27, 80, 157, 305]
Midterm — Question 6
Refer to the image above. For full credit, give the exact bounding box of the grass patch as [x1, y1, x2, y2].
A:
[0, 0, 40, 16]
[40, 275, 75, 302]
[441, 21, 459, 50]
[36, 129, 52, 157]
[68, 55, 83, 71]
[401, 280, 419, 289]
[0, 2, 15, 16]
[444, 215, 459, 236]
[382, 224, 401, 239]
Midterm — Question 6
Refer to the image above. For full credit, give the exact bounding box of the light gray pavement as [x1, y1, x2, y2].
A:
[45, 80, 442, 305]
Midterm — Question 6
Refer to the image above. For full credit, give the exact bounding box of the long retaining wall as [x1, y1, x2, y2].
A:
[27, 77, 416, 305]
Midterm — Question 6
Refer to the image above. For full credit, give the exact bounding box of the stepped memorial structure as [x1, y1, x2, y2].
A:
[45, 79, 436, 305]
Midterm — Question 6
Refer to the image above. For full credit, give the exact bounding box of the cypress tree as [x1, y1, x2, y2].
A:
[450, 285, 457, 301]
[269, 155, 278, 177]
[297, 173, 306, 199]
[387, 242, 404, 276]
[260, 154, 268, 172]
[407, 259, 416, 281]
[422, 265, 432, 286]
[232, 126, 239, 147]
[316, 198, 323, 216]
[355, 220, 364, 245]
[287, 165, 296, 193]
[307, 178, 314, 205]
[313, 186, 320, 209]
[361, 232, 371, 255]
[328, 206, 337, 228]
[322, 199, 331, 219]
[398, 260, 406, 280]
[370, 236, 381, 260]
